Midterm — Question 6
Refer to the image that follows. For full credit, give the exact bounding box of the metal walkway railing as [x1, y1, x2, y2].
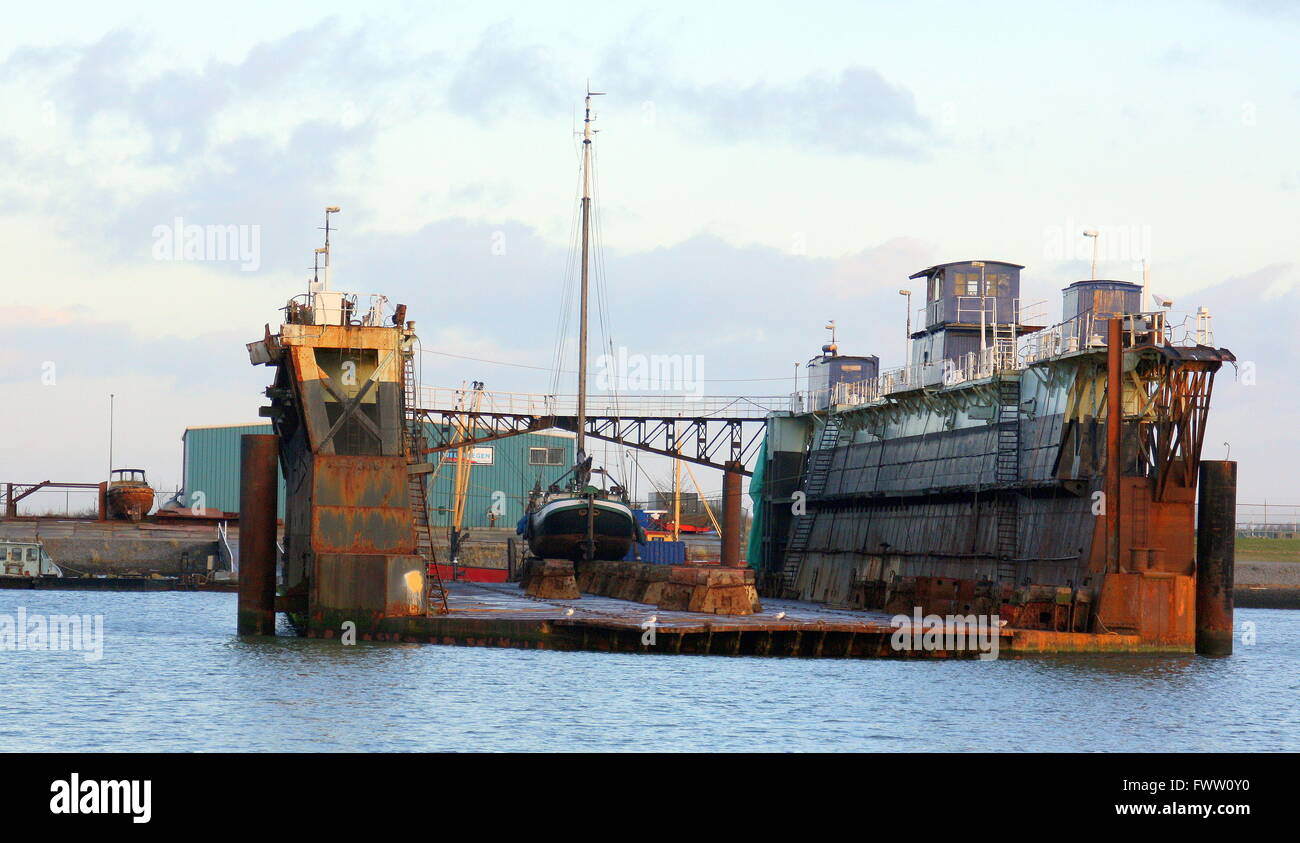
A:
[417, 387, 789, 420]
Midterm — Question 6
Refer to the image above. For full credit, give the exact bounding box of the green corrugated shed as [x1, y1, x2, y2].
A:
[181, 423, 575, 527]
[182, 423, 282, 516]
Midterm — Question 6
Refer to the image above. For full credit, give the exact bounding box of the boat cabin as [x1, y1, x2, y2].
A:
[110, 469, 149, 487]
[0, 541, 62, 577]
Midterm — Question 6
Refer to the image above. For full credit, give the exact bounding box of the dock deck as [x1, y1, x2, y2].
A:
[317, 581, 1024, 659]
[305, 581, 1186, 658]
[449, 581, 898, 632]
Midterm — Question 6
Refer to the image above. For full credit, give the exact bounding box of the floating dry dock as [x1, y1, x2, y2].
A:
[240, 258, 1239, 659]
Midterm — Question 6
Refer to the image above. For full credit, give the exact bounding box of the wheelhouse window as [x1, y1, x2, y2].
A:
[954, 271, 980, 296]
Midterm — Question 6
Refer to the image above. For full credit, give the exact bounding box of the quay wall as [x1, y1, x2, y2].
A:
[0, 519, 219, 575]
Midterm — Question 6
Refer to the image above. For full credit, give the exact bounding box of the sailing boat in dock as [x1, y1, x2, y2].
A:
[519, 90, 642, 565]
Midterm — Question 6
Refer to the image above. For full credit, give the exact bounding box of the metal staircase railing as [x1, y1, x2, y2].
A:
[403, 347, 448, 614]
[777, 415, 843, 595]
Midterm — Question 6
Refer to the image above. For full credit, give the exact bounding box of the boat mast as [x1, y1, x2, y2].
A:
[108, 393, 115, 481]
[577, 89, 603, 480]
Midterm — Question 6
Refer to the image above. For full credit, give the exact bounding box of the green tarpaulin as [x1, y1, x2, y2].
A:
[744, 433, 767, 569]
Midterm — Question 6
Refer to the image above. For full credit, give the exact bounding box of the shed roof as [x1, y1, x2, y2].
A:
[908, 260, 1024, 280]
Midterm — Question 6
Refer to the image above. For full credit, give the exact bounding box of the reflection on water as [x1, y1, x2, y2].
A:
[1, 591, 1296, 752]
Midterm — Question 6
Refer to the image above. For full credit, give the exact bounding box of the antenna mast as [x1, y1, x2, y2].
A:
[322, 206, 340, 292]
[108, 393, 115, 481]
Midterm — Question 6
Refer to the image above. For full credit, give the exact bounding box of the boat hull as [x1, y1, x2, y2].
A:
[524, 497, 638, 562]
[107, 486, 154, 521]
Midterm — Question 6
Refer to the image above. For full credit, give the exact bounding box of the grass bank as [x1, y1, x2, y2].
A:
[1236, 536, 1300, 563]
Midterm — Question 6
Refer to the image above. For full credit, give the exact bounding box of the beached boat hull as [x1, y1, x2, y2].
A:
[107, 486, 154, 521]
[523, 496, 638, 562]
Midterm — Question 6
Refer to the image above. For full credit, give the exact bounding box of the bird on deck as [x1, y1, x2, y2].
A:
[564, 608, 575, 616]
[774, 611, 787, 620]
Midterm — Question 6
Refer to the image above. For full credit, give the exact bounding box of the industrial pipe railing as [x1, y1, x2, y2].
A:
[417, 387, 789, 419]
[805, 308, 1215, 413]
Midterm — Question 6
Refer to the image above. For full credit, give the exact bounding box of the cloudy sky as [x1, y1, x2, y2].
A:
[1, 0, 1296, 509]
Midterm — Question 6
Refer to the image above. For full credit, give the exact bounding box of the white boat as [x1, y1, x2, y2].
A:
[0, 541, 64, 578]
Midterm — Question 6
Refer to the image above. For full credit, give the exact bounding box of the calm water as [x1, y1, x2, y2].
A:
[1, 591, 1296, 752]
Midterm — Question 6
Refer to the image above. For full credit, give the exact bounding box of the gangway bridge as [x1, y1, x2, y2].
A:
[412, 387, 790, 475]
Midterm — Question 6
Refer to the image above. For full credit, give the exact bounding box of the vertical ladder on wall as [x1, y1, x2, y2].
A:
[778, 414, 843, 595]
[402, 349, 448, 614]
[995, 376, 1020, 584]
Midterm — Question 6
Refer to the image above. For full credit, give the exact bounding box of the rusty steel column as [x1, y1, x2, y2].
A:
[1106, 317, 1122, 572]
[722, 460, 743, 567]
[238, 434, 279, 636]
[1196, 460, 1236, 656]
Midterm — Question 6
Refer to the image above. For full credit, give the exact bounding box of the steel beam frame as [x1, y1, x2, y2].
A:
[412, 409, 768, 475]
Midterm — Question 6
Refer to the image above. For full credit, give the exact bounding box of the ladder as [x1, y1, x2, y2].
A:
[990, 303, 1018, 372]
[779, 515, 815, 595]
[402, 349, 448, 614]
[994, 497, 1018, 585]
[777, 414, 843, 594]
[994, 376, 1020, 584]
[802, 415, 842, 498]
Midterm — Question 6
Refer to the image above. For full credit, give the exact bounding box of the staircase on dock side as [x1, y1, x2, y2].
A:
[778, 414, 843, 596]
[403, 350, 448, 614]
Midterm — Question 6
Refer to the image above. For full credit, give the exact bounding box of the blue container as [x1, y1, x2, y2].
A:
[627, 540, 686, 565]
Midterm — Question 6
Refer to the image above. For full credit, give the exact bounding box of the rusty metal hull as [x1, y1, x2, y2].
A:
[759, 334, 1233, 652]
[254, 319, 429, 637]
[106, 486, 154, 521]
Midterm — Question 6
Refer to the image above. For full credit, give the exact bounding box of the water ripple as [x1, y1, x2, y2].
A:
[0, 592, 1296, 752]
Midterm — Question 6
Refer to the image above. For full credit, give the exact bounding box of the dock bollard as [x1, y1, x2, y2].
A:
[237, 434, 280, 635]
[1195, 460, 1236, 656]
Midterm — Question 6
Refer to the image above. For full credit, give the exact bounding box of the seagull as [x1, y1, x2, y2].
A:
[774, 611, 787, 620]
[564, 608, 575, 616]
